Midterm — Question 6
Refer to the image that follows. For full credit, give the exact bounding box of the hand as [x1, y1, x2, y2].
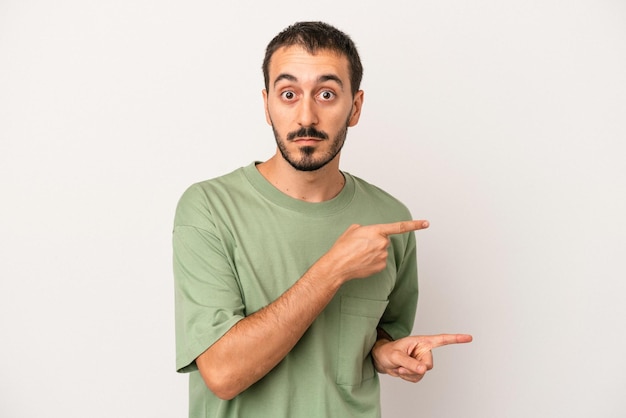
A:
[324, 220, 430, 282]
[372, 334, 473, 383]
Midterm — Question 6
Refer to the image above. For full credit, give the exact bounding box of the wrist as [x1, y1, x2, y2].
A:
[371, 338, 391, 374]
[373, 328, 393, 355]
[311, 253, 348, 288]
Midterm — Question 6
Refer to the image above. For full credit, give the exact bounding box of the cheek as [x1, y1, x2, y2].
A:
[330, 107, 355, 128]
[266, 103, 291, 127]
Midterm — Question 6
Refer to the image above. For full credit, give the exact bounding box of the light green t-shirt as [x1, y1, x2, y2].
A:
[173, 163, 418, 418]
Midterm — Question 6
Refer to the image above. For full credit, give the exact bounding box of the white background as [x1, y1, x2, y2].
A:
[1, 1, 625, 417]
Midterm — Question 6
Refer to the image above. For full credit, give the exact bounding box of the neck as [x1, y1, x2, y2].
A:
[256, 154, 345, 202]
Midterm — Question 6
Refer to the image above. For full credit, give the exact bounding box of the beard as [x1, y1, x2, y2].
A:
[271, 117, 350, 172]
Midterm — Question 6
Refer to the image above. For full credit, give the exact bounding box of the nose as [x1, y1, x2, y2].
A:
[297, 96, 318, 127]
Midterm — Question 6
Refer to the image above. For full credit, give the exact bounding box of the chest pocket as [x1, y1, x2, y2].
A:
[337, 296, 389, 386]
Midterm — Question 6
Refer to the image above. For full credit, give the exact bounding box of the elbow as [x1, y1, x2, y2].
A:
[209, 383, 240, 401]
[196, 346, 252, 400]
[199, 367, 245, 401]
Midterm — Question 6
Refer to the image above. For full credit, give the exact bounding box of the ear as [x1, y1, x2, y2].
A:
[348, 90, 364, 127]
[262, 89, 272, 125]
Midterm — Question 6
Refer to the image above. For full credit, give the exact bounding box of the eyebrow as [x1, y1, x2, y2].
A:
[273, 73, 344, 90]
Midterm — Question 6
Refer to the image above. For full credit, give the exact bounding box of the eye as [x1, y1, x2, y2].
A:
[318, 90, 335, 101]
[280, 90, 297, 101]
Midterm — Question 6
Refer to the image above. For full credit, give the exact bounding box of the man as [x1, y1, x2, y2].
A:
[173, 21, 472, 417]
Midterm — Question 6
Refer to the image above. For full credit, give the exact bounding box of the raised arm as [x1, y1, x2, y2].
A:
[194, 220, 430, 400]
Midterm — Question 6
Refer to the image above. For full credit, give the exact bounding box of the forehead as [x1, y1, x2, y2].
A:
[268, 45, 350, 88]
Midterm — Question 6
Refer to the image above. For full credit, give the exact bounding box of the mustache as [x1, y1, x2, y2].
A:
[287, 127, 329, 141]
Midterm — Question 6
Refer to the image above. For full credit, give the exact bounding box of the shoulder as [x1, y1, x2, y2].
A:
[174, 166, 247, 227]
[347, 173, 413, 220]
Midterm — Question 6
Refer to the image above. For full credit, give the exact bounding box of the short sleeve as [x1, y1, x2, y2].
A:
[378, 231, 418, 340]
[173, 185, 244, 373]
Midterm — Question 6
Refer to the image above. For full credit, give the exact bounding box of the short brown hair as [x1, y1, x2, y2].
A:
[262, 21, 363, 96]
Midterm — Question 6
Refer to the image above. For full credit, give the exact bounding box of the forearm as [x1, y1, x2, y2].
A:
[194, 221, 425, 399]
[196, 256, 344, 400]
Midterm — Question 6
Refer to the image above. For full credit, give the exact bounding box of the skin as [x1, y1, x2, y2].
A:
[195, 45, 472, 400]
[258, 45, 361, 202]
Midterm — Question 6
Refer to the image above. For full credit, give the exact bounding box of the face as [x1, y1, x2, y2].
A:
[263, 45, 364, 172]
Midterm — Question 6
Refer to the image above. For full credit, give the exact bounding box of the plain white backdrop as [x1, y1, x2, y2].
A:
[1, 1, 625, 417]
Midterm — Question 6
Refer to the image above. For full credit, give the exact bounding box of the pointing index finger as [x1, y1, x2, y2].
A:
[427, 334, 473, 349]
[377, 220, 430, 236]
